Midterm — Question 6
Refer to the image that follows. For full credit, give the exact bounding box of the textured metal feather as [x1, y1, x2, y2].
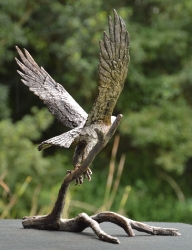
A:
[38, 127, 82, 151]
[15, 47, 87, 129]
[86, 10, 130, 126]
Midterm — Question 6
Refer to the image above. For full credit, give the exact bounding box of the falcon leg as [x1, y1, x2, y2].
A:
[71, 140, 93, 185]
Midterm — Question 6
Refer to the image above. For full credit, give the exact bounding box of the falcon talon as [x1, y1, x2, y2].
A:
[75, 179, 79, 186]
[87, 168, 92, 175]
[75, 177, 83, 186]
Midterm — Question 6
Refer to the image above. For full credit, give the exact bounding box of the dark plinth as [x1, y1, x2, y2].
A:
[0, 220, 191, 250]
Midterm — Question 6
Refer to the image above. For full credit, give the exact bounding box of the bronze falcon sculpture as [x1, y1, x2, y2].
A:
[15, 9, 129, 184]
[15, 10, 180, 243]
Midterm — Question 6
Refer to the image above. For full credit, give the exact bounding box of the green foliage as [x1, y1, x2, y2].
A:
[121, 100, 192, 173]
[0, 107, 54, 217]
[0, 0, 191, 223]
[0, 85, 10, 119]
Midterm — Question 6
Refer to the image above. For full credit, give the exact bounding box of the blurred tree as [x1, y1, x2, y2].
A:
[0, 85, 10, 119]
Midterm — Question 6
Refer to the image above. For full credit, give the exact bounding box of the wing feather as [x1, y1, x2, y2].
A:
[86, 10, 130, 125]
[15, 47, 87, 129]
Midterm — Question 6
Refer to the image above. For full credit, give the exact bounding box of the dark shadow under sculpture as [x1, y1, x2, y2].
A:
[15, 10, 180, 244]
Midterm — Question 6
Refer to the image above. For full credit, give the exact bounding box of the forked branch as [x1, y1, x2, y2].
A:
[22, 211, 180, 244]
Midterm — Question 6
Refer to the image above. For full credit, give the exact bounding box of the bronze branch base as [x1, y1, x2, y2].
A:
[22, 212, 180, 244]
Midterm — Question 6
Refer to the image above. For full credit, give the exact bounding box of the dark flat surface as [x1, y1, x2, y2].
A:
[0, 220, 191, 250]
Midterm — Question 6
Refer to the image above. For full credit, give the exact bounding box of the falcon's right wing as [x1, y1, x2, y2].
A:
[86, 10, 130, 126]
[15, 47, 88, 129]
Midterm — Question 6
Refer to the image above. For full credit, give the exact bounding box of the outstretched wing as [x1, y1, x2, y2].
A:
[86, 10, 130, 126]
[15, 47, 87, 129]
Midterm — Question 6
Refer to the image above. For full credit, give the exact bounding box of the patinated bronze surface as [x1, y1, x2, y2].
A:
[16, 10, 180, 243]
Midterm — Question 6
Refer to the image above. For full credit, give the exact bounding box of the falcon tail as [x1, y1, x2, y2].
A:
[38, 127, 82, 151]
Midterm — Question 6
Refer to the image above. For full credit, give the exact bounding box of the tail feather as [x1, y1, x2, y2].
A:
[38, 127, 82, 151]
